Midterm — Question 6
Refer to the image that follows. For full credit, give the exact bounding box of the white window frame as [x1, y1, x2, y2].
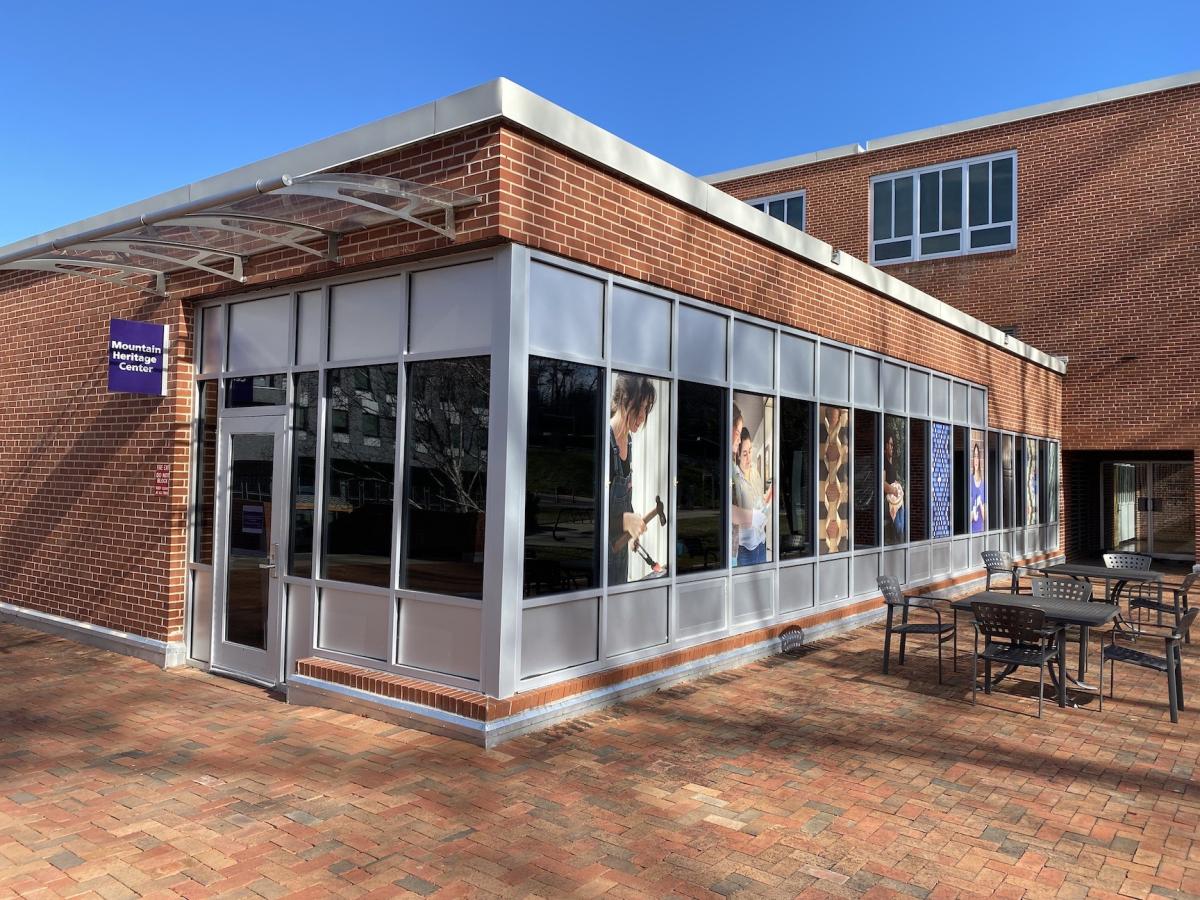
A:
[869, 150, 1017, 266]
[747, 189, 806, 232]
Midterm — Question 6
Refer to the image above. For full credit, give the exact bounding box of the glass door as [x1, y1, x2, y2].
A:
[1151, 462, 1195, 559]
[212, 415, 287, 684]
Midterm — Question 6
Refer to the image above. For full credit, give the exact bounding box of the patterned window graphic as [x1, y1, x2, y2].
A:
[930, 422, 953, 539]
[819, 405, 850, 554]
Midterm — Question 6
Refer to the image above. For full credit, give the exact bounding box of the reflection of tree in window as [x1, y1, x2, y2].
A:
[402, 357, 490, 599]
[321, 365, 397, 587]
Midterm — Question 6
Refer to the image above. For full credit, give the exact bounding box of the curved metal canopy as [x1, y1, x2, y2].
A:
[0, 173, 481, 298]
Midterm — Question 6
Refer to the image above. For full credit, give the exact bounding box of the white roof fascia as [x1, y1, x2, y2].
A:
[0, 78, 1065, 374]
[704, 69, 1200, 181]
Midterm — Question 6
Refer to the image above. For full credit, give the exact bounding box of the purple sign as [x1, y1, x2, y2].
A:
[108, 319, 168, 396]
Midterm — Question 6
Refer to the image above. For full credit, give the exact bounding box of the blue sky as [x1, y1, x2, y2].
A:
[0, 0, 1195, 246]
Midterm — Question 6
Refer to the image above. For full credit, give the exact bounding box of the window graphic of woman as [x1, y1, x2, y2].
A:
[733, 428, 773, 566]
[969, 440, 987, 533]
[608, 374, 658, 584]
[883, 432, 906, 543]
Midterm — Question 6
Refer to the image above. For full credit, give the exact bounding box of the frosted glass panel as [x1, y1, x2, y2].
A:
[952, 382, 969, 423]
[228, 295, 289, 371]
[529, 261, 604, 360]
[853, 354, 880, 407]
[909, 370, 929, 416]
[882, 362, 906, 412]
[819, 345, 850, 402]
[410, 261, 494, 354]
[200, 305, 224, 374]
[970, 387, 987, 427]
[330, 276, 403, 361]
[295, 290, 323, 365]
[732, 321, 775, 390]
[780, 334, 815, 396]
[931, 376, 951, 420]
[611, 286, 671, 371]
[677, 305, 726, 381]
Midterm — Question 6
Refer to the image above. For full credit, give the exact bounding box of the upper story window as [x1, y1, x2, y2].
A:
[870, 151, 1015, 265]
[748, 190, 806, 231]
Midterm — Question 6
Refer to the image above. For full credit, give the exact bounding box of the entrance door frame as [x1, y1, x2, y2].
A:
[211, 412, 289, 685]
[1102, 459, 1195, 561]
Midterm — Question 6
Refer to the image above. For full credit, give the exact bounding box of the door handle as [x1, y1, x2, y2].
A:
[258, 542, 279, 579]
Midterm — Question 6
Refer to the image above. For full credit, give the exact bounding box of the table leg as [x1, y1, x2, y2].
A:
[1057, 637, 1068, 708]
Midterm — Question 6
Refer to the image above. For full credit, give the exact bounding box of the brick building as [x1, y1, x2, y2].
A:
[708, 71, 1199, 565]
[0, 80, 1063, 743]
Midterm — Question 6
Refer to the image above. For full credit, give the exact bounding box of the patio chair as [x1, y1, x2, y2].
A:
[1100, 607, 1198, 723]
[971, 600, 1064, 718]
[1102, 552, 1153, 570]
[1126, 572, 1195, 644]
[878, 575, 956, 684]
[981, 550, 1022, 593]
[1030, 575, 1092, 665]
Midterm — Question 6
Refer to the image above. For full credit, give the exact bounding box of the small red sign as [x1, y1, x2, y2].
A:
[154, 463, 170, 497]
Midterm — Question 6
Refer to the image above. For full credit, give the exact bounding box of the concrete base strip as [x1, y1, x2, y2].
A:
[0, 601, 187, 669]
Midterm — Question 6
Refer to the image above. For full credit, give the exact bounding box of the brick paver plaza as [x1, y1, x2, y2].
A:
[1, 611, 1197, 898]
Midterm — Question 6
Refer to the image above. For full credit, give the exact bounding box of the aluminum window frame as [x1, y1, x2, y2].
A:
[746, 189, 807, 232]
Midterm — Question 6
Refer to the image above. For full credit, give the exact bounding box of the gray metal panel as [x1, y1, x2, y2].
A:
[329, 276, 403, 361]
[409, 261, 494, 354]
[882, 362, 906, 412]
[986, 532, 1000, 551]
[952, 382, 969, 424]
[606, 586, 668, 657]
[528, 260, 605, 360]
[930, 376, 951, 420]
[295, 290, 324, 365]
[732, 320, 775, 391]
[200, 305, 224, 374]
[228, 294, 290, 371]
[852, 552, 880, 596]
[779, 563, 815, 615]
[969, 535, 986, 567]
[818, 345, 850, 402]
[190, 568, 213, 663]
[908, 544, 930, 581]
[520, 598, 598, 679]
[732, 570, 774, 626]
[317, 588, 391, 662]
[853, 354, 880, 408]
[908, 370, 930, 417]
[952, 538, 970, 572]
[818, 558, 850, 605]
[882, 549, 905, 583]
[286, 582, 315, 680]
[677, 305, 726, 382]
[611, 285, 671, 371]
[970, 387, 987, 427]
[779, 334, 815, 396]
[931, 541, 952, 576]
[676, 578, 726, 638]
[397, 598, 482, 679]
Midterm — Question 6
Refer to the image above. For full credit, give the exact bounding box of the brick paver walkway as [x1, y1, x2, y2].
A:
[1, 615, 1197, 898]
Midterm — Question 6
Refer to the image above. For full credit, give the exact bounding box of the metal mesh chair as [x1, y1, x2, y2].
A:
[1030, 576, 1092, 664]
[878, 575, 956, 684]
[981, 550, 1022, 593]
[1127, 572, 1195, 644]
[1102, 552, 1153, 570]
[1100, 607, 1198, 723]
[971, 601, 1063, 718]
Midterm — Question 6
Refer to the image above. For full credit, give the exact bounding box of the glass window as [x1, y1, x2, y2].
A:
[854, 411, 879, 549]
[677, 383, 727, 573]
[818, 405, 850, 554]
[779, 398, 814, 558]
[883, 415, 907, 546]
[192, 381, 219, 564]
[225, 373, 286, 408]
[953, 426, 968, 535]
[732, 392, 775, 567]
[930, 422, 953, 539]
[748, 191, 806, 231]
[1024, 437, 1040, 525]
[909, 420, 929, 542]
[608, 372, 671, 585]
[987, 431, 1001, 529]
[322, 365, 397, 587]
[524, 357, 602, 597]
[1045, 441, 1060, 523]
[969, 429, 987, 534]
[401, 357, 490, 598]
[1002, 434, 1017, 528]
[872, 152, 1015, 264]
[288, 372, 319, 576]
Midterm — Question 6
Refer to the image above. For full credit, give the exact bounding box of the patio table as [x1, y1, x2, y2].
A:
[950, 590, 1120, 707]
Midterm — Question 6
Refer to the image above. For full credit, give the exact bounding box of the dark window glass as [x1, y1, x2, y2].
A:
[226, 373, 286, 408]
[677, 382, 727, 573]
[322, 365, 397, 587]
[288, 372, 319, 577]
[225, 433, 274, 650]
[1002, 434, 1016, 529]
[893, 176, 914, 237]
[402, 357, 489, 598]
[992, 156, 1014, 222]
[854, 411, 879, 548]
[919, 171, 940, 234]
[953, 426, 968, 535]
[909, 420, 929, 541]
[524, 357, 601, 597]
[875, 239, 912, 261]
[969, 162, 990, 226]
[780, 398, 814, 558]
[987, 431, 1001, 529]
[942, 167, 962, 229]
[193, 381, 219, 564]
[785, 196, 805, 230]
[768, 198, 785, 220]
[883, 415, 907, 546]
[873, 180, 893, 241]
[921, 234, 960, 255]
[970, 225, 1012, 248]
[362, 412, 380, 439]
